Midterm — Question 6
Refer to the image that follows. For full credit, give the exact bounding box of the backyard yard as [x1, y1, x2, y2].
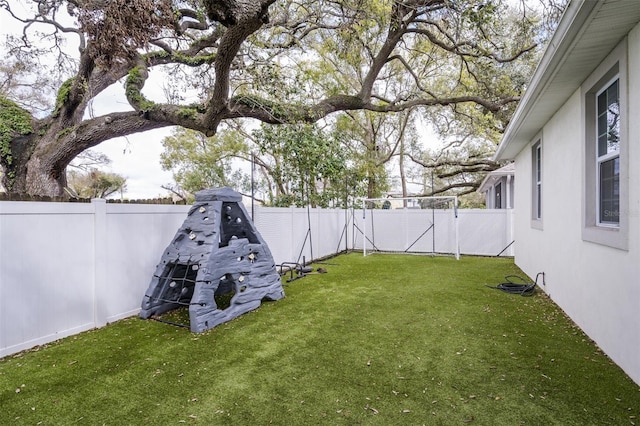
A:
[1, 253, 638, 425]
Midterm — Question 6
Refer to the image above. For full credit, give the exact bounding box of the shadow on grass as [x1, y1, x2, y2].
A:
[1, 253, 638, 425]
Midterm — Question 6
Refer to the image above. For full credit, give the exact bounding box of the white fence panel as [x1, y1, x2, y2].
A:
[0, 202, 96, 356]
[353, 208, 513, 257]
[253, 207, 296, 265]
[102, 202, 189, 325]
[367, 209, 407, 252]
[253, 207, 347, 266]
[291, 208, 312, 264]
[314, 209, 347, 259]
[458, 209, 514, 256]
[1, 200, 513, 358]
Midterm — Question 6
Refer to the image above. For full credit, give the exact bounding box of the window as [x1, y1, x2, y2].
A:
[582, 38, 627, 250]
[596, 78, 620, 225]
[532, 140, 542, 221]
[494, 182, 502, 209]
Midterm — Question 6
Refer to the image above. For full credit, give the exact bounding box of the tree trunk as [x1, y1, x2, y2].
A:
[22, 156, 67, 196]
[2, 118, 67, 196]
[21, 124, 76, 196]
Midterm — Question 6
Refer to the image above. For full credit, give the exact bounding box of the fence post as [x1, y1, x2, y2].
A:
[507, 208, 515, 256]
[92, 198, 108, 327]
[290, 206, 295, 264]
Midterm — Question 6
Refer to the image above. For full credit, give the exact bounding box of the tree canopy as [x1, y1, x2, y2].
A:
[67, 169, 127, 198]
[0, 0, 555, 197]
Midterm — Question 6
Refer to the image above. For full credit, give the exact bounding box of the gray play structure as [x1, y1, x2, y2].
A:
[139, 187, 285, 332]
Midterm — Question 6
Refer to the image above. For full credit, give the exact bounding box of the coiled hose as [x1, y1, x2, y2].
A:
[486, 272, 545, 297]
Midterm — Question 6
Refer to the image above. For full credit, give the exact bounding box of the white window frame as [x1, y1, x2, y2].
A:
[594, 76, 620, 227]
[581, 38, 628, 250]
[530, 136, 543, 230]
[533, 140, 542, 218]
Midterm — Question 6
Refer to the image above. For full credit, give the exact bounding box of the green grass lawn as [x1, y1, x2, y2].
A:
[1, 254, 639, 425]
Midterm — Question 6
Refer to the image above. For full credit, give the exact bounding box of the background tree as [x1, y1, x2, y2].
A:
[334, 111, 412, 200]
[160, 126, 250, 195]
[252, 123, 349, 207]
[0, 50, 57, 115]
[160, 121, 354, 207]
[409, 137, 500, 206]
[68, 148, 112, 172]
[401, 1, 545, 204]
[405, 71, 520, 204]
[66, 169, 127, 198]
[65, 148, 127, 198]
[0, 0, 550, 197]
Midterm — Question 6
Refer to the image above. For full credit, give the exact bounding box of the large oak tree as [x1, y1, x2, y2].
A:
[1, 0, 543, 196]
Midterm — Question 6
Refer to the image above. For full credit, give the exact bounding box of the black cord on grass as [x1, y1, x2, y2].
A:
[486, 272, 545, 297]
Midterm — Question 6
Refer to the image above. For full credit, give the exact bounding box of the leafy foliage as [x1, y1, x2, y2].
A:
[0, 97, 32, 164]
[252, 123, 349, 207]
[160, 127, 250, 194]
[0, 97, 33, 189]
[160, 123, 358, 207]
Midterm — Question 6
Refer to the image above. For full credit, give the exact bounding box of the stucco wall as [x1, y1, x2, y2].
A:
[512, 24, 640, 385]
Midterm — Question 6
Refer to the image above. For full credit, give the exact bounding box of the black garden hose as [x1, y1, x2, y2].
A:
[486, 272, 545, 297]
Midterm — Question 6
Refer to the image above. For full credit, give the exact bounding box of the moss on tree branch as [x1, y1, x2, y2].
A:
[52, 78, 76, 118]
[145, 50, 216, 67]
[125, 66, 156, 112]
[0, 98, 33, 164]
[0, 97, 33, 188]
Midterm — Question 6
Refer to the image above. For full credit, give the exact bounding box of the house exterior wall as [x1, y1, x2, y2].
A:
[512, 24, 640, 385]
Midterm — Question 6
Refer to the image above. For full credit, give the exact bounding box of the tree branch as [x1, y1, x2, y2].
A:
[51, 111, 170, 169]
[421, 181, 480, 197]
[408, 154, 500, 169]
[408, 25, 537, 63]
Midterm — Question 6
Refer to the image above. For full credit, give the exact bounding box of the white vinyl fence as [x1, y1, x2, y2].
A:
[353, 208, 514, 257]
[0, 200, 513, 358]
